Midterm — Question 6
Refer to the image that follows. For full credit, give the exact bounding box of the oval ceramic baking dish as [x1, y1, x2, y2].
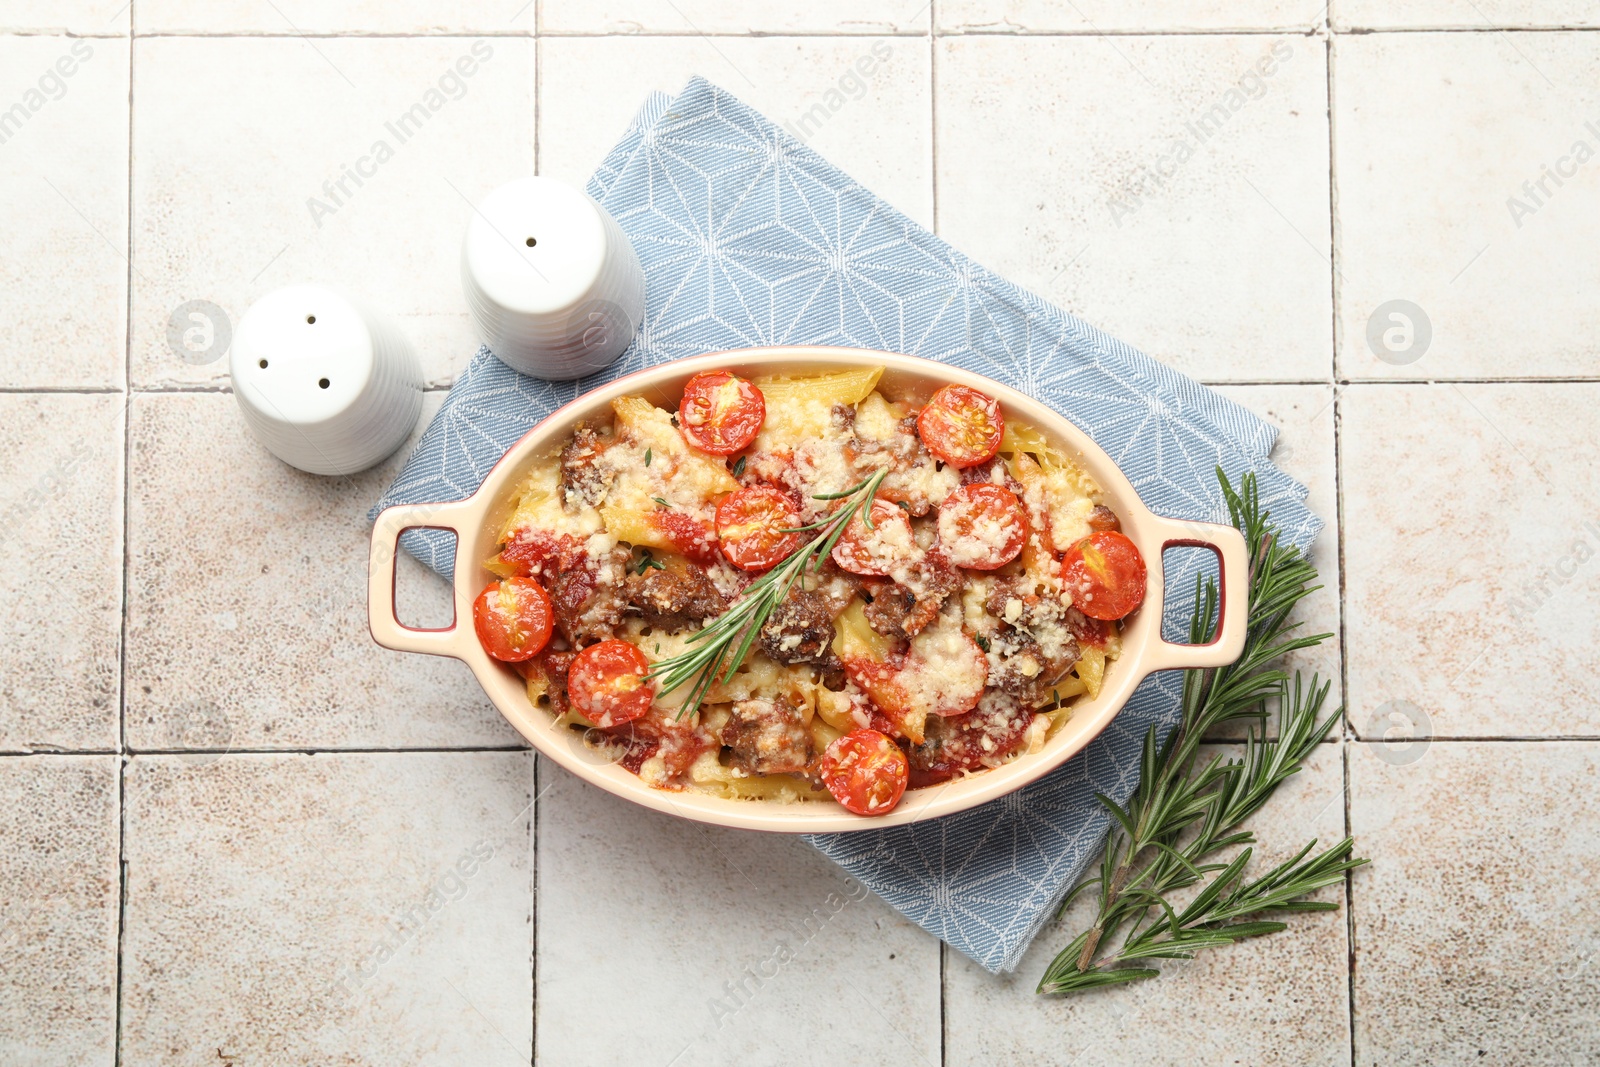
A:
[368, 347, 1248, 833]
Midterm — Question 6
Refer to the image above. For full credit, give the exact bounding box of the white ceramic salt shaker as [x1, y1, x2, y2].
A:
[461, 176, 644, 380]
[230, 284, 423, 476]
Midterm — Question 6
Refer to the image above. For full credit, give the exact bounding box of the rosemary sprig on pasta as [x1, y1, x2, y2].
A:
[645, 466, 890, 719]
[1037, 468, 1368, 995]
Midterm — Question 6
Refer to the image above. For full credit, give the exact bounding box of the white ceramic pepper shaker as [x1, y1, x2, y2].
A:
[460, 176, 645, 380]
[229, 284, 423, 476]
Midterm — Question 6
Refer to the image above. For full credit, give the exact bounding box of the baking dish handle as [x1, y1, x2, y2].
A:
[368, 499, 473, 658]
[1139, 515, 1251, 673]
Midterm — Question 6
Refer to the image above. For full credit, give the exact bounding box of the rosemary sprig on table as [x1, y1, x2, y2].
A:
[1038, 468, 1368, 995]
[646, 466, 889, 719]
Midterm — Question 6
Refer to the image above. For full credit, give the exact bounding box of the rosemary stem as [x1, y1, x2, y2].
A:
[644, 465, 888, 719]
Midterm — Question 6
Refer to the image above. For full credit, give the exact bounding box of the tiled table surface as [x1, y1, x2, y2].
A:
[1, 0, 1597, 1063]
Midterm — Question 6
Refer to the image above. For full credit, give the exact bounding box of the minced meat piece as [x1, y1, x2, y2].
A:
[550, 548, 628, 645]
[559, 423, 612, 508]
[1086, 504, 1120, 533]
[863, 582, 917, 639]
[864, 550, 962, 640]
[624, 565, 727, 632]
[758, 587, 835, 665]
[721, 696, 813, 775]
[986, 630, 1079, 705]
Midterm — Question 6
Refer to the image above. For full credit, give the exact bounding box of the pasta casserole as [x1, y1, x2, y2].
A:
[469, 366, 1148, 817]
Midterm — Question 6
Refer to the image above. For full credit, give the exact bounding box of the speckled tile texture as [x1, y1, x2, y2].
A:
[0, 756, 119, 1064]
[0, 394, 124, 750]
[1350, 742, 1600, 1065]
[2, 2, 1598, 1063]
[119, 752, 535, 1066]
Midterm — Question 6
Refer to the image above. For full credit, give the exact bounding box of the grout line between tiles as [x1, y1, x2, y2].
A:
[50, 376, 1600, 397]
[112, 22, 134, 1064]
[928, 24, 939, 239]
[1324, 19, 1358, 1050]
[11, 736, 1594, 759]
[1335, 23, 1600, 34]
[0, 385, 126, 393]
[8, 23, 1600, 40]
[1336, 416, 1358, 1067]
[529, 754, 539, 1067]
[1343, 731, 1357, 1067]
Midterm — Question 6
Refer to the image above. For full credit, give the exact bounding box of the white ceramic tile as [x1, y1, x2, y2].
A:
[0, 393, 123, 751]
[0, 756, 119, 1066]
[1342, 383, 1600, 738]
[538, 35, 933, 229]
[0, 0, 128, 33]
[0, 35, 128, 389]
[1349, 741, 1600, 1065]
[540, 0, 929, 36]
[947, 743, 1350, 1066]
[134, 0, 534, 34]
[130, 36, 534, 390]
[535, 756, 940, 1067]
[936, 35, 1332, 383]
[1333, 0, 1600, 30]
[1335, 32, 1600, 380]
[119, 751, 535, 1066]
[123, 391, 520, 750]
[938, 0, 1325, 33]
[1212, 384, 1342, 739]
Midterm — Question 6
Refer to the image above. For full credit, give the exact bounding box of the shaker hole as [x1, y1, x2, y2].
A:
[306, 315, 317, 324]
[258, 359, 268, 369]
[525, 237, 537, 247]
[318, 378, 330, 389]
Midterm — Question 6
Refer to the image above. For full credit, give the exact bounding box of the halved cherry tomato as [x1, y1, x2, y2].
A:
[567, 639, 654, 728]
[936, 483, 1027, 570]
[916, 384, 1004, 469]
[498, 528, 580, 580]
[816, 728, 909, 816]
[678, 371, 765, 455]
[831, 498, 917, 577]
[1060, 530, 1147, 621]
[647, 508, 719, 565]
[715, 485, 801, 571]
[473, 577, 554, 663]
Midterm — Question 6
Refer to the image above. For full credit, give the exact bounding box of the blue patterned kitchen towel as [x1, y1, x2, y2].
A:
[373, 77, 1320, 973]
